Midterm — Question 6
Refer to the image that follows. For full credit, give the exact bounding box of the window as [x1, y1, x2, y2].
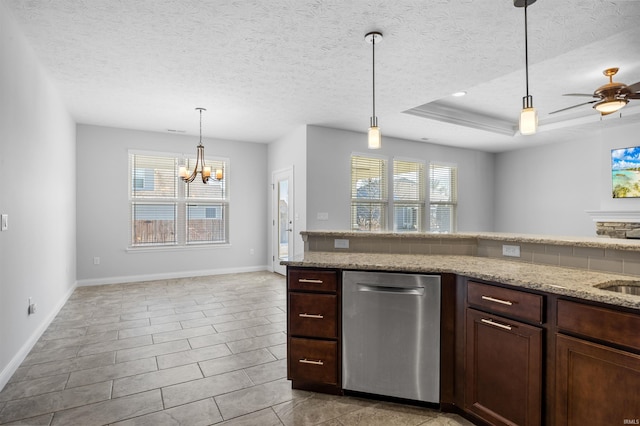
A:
[129, 151, 229, 247]
[393, 159, 425, 232]
[429, 163, 457, 232]
[351, 155, 387, 231]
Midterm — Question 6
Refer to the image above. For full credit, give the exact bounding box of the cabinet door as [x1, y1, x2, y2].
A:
[465, 308, 542, 426]
[555, 334, 640, 426]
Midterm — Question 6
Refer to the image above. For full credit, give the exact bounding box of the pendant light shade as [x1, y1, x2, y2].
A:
[365, 31, 382, 149]
[519, 95, 538, 136]
[515, 0, 537, 135]
[368, 118, 381, 149]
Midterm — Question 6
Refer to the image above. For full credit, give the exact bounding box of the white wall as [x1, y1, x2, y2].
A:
[0, 3, 77, 390]
[494, 120, 640, 236]
[305, 125, 496, 232]
[267, 126, 308, 263]
[76, 124, 268, 284]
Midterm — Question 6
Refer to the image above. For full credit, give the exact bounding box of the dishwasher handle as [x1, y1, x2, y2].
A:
[357, 283, 425, 296]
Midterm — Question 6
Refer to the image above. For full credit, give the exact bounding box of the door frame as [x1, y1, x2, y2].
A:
[272, 166, 294, 275]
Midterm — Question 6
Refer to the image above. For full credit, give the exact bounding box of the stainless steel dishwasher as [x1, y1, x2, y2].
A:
[342, 271, 441, 403]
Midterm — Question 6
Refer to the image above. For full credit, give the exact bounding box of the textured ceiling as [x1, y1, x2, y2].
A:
[4, 0, 640, 152]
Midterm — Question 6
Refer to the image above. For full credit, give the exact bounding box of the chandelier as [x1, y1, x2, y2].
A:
[179, 107, 223, 183]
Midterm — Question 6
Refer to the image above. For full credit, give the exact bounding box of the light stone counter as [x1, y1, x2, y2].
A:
[301, 230, 640, 251]
[283, 251, 640, 311]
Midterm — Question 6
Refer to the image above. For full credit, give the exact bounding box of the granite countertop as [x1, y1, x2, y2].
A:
[300, 230, 640, 251]
[282, 251, 640, 310]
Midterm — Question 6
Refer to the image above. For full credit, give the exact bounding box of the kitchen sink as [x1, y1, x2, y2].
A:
[597, 280, 640, 296]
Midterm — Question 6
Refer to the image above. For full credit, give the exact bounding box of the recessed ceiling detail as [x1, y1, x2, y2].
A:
[403, 101, 517, 137]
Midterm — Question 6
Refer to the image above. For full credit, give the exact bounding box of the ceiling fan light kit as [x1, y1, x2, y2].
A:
[550, 67, 640, 116]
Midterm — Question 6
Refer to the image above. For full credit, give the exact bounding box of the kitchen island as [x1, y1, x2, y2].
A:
[282, 231, 640, 425]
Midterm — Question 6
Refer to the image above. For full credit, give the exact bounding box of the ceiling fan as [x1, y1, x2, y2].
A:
[549, 67, 640, 116]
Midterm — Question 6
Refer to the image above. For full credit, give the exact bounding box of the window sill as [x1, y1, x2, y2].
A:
[126, 243, 231, 253]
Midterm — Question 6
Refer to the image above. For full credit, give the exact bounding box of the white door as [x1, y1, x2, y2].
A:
[273, 167, 294, 275]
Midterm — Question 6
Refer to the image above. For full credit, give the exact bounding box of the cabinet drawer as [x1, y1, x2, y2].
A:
[557, 299, 640, 352]
[467, 281, 543, 324]
[289, 337, 338, 385]
[289, 293, 337, 338]
[289, 269, 338, 293]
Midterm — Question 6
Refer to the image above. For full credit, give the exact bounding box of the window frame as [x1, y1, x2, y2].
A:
[428, 162, 458, 233]
[350, 153, 388, 231]
[128, 150, 230, 249]
[392, 157, 426, 232]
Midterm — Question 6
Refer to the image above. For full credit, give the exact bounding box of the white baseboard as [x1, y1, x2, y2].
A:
[76, 265, 270, 287]
[0, 281, 78, 392]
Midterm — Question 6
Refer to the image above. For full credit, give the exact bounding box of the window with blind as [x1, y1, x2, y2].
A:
[129, 151, 229, 247]
[351, 155, 387, 231]
[429, 163, 457, 233]
[393, 159, 425, 232]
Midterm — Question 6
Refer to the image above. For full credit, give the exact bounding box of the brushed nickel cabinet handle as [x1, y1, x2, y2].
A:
[481, 295, 513, 306]
[481, 318, 513, 331]
[298, 313, 324, 319]
[299, 278, 323, 284]
[299, 358, 324, 365]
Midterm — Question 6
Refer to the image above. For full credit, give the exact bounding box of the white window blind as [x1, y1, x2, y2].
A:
[429, 163, 457, 232]
[351, 155, 387, 231]
[129, 151, 229, 247]
[393, 159, 425, 232]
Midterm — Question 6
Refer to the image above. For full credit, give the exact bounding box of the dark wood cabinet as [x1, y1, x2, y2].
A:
[286, 267, 341, 394]
[464, 281, 543, 426]
[555, 300, 640, 425]
[465, 308, 543, 425]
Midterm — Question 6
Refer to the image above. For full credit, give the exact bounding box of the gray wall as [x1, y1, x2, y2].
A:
[76, 124, 269, 285]
[494, 121, 640, 236]
[0, 3, 77, 389]
[267, 126, 308, 264]
[305, 125, 496, 232]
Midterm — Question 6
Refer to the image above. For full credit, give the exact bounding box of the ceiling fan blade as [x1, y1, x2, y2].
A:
[626, 81, 640, 93]
[562, 93, 597, 97]
[626, 93, 640, 100]
[549, 100, 597, 115]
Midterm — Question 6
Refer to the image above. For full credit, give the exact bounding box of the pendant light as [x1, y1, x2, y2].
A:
[179, 108, 223, 184]
[515, 0, 537, 135]
[365, 31, 383, 149]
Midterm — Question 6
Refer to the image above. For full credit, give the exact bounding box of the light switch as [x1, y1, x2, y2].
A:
[1, 214, 7, 231]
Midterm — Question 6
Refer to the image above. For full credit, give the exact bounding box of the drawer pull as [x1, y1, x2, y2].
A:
[299, 358, 324, 366]
[299, 278, 323, 284]
[481, 318, 513, 331]
[481, 295, 513, 306]
[298, 313, 324, 319]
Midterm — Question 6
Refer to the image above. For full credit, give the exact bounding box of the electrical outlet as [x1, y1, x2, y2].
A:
[502, 244, 521, 257]
[334, 239, 349, 249]
[93, 257, 100, 265]
[317, 212, 329, 221]
[28, 297, 37, 315]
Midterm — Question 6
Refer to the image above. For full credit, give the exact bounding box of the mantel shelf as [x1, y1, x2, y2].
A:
[585, 210, 640, 223]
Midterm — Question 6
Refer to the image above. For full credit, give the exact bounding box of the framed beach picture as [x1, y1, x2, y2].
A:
[612, 146, 640, 198]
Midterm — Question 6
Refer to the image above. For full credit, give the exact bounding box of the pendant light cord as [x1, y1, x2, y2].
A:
[199, 108, 203, 145]
[372, 35, 376, 122]
[524, 2, 530, 98]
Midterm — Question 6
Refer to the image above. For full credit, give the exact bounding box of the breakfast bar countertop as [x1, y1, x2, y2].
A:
[282, 251, 640, 310]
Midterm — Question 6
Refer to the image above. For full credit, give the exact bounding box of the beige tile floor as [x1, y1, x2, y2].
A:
[0, 271, 473, 426]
